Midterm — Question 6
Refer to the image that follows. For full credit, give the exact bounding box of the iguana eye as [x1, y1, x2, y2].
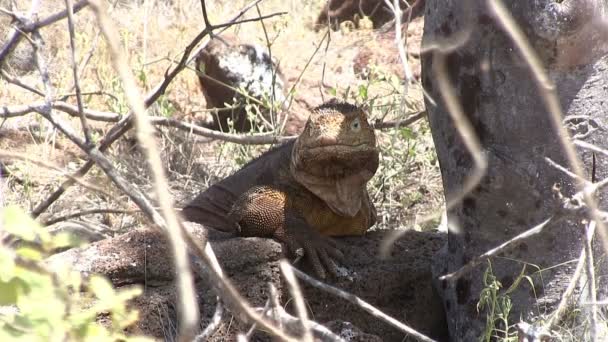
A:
[350, 118, 361, 132]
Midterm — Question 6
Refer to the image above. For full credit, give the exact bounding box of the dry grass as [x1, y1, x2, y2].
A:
[0, 0, 442, 236]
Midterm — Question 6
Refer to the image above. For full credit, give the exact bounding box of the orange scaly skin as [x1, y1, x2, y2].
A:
[183, 99, 379, 278]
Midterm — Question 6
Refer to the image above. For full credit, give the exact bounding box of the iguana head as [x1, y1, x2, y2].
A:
[291, 99, 379, 217]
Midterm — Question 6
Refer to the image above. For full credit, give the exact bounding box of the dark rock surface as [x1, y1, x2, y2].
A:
[47, 225, 448, 341]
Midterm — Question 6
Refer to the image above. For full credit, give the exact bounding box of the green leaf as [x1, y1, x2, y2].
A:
[15, 247, 43, 261]
[358, 84, 368, 100]
[1, 206, 40, 242]
[49, 232, 82, 251]
[399, 127, 415, 140]
[0, 278, 27, 305]
[89, 276, 115, 302]
[0, 249, 16, 281]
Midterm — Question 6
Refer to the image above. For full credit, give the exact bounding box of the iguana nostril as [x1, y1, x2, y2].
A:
[318, 135, 338, 145]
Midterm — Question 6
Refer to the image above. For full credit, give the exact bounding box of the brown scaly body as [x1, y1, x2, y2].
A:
[182, 99, 379, 277]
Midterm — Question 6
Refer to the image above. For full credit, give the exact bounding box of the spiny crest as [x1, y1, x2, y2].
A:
[313, 99, 361, 116]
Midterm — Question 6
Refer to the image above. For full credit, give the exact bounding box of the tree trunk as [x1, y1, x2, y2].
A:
[421, 0, 608, 340]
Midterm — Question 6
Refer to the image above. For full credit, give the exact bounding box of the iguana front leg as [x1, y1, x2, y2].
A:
[227, 185, 345, 279]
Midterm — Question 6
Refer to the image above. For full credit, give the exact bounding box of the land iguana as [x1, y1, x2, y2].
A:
[182, 99, 379, 278]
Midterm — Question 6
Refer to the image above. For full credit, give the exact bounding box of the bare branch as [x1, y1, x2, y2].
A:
[280, 30, 330, 133]
[152, 117, 293, 145]
[64, 0, 92, 143]
[574, 139, 608, 158]
[543, 243, 586, 330]
[545, 157, 588, 183]
[372, 110, 425, 130]
[42, 208, 139, 226]
[1, 101, 122, 121]
[383, 0, 414, 86]
[432, 52, 488, 221]
[489, 0, 608, 267]
[89, 1, 199, 340]
[290, 266, 437, 342]
[256, 283, 345, 342]
[0, 0, 90, 64]
[0, 69, 44, 95]
[279, 260, 313, 342]
[582, 220, 598, 341]
[29, 0, 279, 218]
[0, 150, 114, 198]
[439, 216, 557, 281]
[194, 297, 224, 341]
[30, 116, 132, 218]
[187, 236, 299, 342]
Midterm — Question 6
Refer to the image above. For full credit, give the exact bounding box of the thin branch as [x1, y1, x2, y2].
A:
[258, 283, 345, 342]
[241, 300, 271, 340]
[194, 297, 224, 341]
[89, 1, 199, 340]
[64, 0, 92, 143]
[255, 3, 277, 127]
[0, 69, 44, 96]
[152, 117, 293, 145]
[279, 260, 313, 342]
[0, 150, 114, 198]
[42, 208, 138, 226]
[573, 139, 608, 158]
[30, 115, 132, 218]
[187, 236, 299, 342]
[186, 0, 265, 66]
[439, 216, 557, 281]
[279, 30, 330, 134]
[372, 110, 425, 129]
[489, 0, 608, 272]
[199, 0, 212, 29]
[0, 0, 89, 64]
[583, 220, 598, 341]
[290, 266, 437, 342]
[1, 101, 122, 121]
[30, 0, 275, 218]
[384, 0, 414, 86]
[433, 52, 488, 221]
[543, 244, 586, 330]
[545, 157, 588, 183]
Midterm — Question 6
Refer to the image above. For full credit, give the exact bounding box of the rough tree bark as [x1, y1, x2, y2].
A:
[421, 0, 608, 340]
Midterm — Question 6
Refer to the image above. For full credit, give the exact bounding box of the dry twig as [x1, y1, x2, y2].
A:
[27, 0, 282, 218]
[489, 0, 608, 276]
[63, 0, 92, 143]
[279, 260, 314, 342]
[290, 266, 437, 342]
[194, 297, 224, 341]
